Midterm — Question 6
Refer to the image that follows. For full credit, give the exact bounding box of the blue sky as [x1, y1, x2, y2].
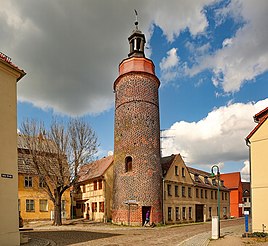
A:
[2, 0, 268, 180]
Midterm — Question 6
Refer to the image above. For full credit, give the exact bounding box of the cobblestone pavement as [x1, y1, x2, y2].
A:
[21, 218, 243, 246]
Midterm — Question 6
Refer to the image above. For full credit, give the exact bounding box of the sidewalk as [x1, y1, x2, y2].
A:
[177, 231, 210, 246]
[178, 224, 243, 246]
[208, 224, 244, 246]
[179, 223, 268, 246]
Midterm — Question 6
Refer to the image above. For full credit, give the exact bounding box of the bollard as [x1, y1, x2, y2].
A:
[244, 211, 249, 233]
[212, 216, 219, 239]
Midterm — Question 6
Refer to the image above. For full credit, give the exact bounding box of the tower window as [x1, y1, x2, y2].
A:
[125, 156, 132, 172]
[136, 38, 141, 50]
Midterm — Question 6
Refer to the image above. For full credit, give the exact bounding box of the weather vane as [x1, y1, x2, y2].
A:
[134, 9, 139, 29]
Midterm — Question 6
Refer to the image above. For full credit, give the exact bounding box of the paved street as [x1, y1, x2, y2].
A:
[23, 218, 243, 246]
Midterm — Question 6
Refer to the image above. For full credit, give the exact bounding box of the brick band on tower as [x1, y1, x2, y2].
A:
[112, 21, 163, 226]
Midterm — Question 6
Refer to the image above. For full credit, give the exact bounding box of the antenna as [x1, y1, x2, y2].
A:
[134, 9, 138, 29]
[160, 129, 175, 157]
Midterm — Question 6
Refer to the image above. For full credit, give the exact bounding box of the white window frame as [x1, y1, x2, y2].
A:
[26, 199, 35, 212]
[39, 199, 48, 212]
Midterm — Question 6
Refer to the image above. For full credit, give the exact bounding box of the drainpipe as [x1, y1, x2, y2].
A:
[103, 177, 107, 223]
[162, 177, 165, 225]
[246, 139, 252, 232]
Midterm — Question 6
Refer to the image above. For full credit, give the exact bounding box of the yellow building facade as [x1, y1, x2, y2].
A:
[246, 107, 268, 232]
[18, 174, 70, 221]
[75, 155, 113, 222]
[17, 135, 71, 221]
[163, 154, 230, 224]
[0, 53, 25, 245]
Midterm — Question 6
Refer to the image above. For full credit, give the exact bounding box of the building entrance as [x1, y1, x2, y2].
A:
[195, 204, 204, 222]
[142, 206, 151, 225]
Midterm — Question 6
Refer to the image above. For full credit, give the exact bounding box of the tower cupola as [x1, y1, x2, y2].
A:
[128, 10, 146, 58]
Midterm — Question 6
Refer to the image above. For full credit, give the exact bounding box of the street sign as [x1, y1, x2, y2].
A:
[124, 200, 137, 204]
[1, 173, 13, 179]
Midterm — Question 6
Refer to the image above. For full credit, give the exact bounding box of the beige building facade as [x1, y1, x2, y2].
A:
[246, 107, 268, 232]
[162, 154, 230, 224]
[76, 154, 230, 225]
[0, 53, 25, 245]
[75, 155, 113, 222]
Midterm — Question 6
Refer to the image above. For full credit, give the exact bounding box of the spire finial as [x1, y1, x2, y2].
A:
[134, 9, 138, 30]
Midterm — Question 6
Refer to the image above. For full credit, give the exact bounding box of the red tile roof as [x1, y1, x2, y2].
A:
[254, 107, 268, 122]
[0, 52, 26, 81]
[220, 172, 241, 190]
[78, 155, 113, 183]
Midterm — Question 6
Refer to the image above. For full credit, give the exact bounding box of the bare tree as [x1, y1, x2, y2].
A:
[19, 118, 98, 226]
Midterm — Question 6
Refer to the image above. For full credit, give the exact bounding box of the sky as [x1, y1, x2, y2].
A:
[1, 0, 268, 181]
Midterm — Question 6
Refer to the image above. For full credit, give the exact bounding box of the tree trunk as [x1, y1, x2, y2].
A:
[53, 189, 62, 226]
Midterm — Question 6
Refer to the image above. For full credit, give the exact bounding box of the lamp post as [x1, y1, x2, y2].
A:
[211, 165, 221, 239]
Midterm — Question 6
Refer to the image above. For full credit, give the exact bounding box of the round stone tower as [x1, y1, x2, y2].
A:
[112, 21, 162, 225]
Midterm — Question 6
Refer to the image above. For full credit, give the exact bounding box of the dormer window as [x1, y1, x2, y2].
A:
[125, 156, 132, 172]
[212, 179, 217, 186]
[204, 177, 210, 184]
[194, 174, 199, 182]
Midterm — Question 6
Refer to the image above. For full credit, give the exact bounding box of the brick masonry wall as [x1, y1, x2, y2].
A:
[113, 70, 163, 225]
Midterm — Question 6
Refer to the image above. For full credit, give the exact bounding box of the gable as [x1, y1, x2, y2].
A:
[250, 118, 268, 142]
[220, 172, 241, 190]
[164, 154, 193, 185]
[78, 155, 114, 183]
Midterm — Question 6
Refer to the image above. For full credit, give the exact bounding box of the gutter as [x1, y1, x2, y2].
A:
[245, 138, 252, 232]
[162, 177, 165, 225]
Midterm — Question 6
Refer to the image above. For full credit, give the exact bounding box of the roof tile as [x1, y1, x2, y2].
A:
[78, 155, 113, 182]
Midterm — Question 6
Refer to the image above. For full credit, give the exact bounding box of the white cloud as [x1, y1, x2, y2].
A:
[161, 98, 268, 165]
[222, 38, 233, 48]
[241, 160, 250, 181]
[0, 0, 217, 116]
[160, 48, 180, 83]
[160, 48, 179, 70]
[107, 151, 113, 156]
[2, 0, 266, 116]
[187, 0, 268, 93]
[150, 0, 214, 42]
